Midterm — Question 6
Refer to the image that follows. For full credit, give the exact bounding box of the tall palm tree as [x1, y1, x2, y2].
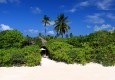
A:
[54, 13, 70, 38]
[42, 15, 50, 36]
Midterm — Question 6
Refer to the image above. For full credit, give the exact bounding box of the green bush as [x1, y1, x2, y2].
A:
[67, 37, 79, 47]
[0, 49, 12, 66]
[0, 30, 24, 49]
[43, 35, 55, 41]
[66, 43, 93, 65]
[46, 41, 92, 64]
[46, 41, 74, 63]
[49, 38, 68, 43]
[46, 30, 115, 66]
[22, 36, 42, 48]
[67, 36, 87, 48]
[87, 30, 112, 47]
[22, 45, 41, 66]
[92, 45, 115, 66]
[11, 50, 25, 66]
[0, 45, 41, 67]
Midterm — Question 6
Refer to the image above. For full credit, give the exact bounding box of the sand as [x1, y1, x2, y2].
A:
[0, 58, 115, 80]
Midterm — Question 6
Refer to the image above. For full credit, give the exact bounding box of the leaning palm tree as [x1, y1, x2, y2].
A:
[54, 13, 70, 38]
[42, 15, 50, 36]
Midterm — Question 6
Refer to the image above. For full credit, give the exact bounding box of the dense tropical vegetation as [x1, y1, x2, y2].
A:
[0, 30, 42, 66]
[46, 30, 115, 66]
[0, 13, 115, 67]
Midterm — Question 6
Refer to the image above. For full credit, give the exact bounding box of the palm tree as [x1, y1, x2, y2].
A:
[42, 15, 50, 36]
[54, 13, 70, 38]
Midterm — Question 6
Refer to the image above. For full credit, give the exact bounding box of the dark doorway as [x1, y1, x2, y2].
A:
[40, 46, 49, 57]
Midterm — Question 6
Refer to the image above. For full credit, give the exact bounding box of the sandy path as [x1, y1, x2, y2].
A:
[0, 58, 115, 80]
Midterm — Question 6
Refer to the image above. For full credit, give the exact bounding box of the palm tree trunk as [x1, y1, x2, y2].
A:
[62, 34, 63, 38]
[45, 27, 46, 36]
[45, 23, 46, 36]
[56, 32, 59, 38]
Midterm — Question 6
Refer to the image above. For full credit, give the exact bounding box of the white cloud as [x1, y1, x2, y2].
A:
[94, 24, 112, 31]
[86, 13, 105, 24]
[42, 21, 55, 26]
[67, 0, 114, 13]
[0, 0, 7, 3]
[59, 5, 65, 8]
[30, 7, 41, 14]
[26, 29, 39, 34]
[86, 13, 115, 24]
[96, 0, 113, 10]
[79, 1, 89, 7]
[47, 31, 54, 35]
[112, 27, 115, 30]
[67, 1, 89, 13]
[86, 25, 91, 28]
[49, 21, 55, 26]
[0, 24, 13, 31]
[88, 0, 113, 10]
[107, 13, 115, 19]
[68, 8, 76, 13]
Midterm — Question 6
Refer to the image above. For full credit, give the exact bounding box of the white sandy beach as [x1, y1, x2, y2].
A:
[0, 58, 115, 80]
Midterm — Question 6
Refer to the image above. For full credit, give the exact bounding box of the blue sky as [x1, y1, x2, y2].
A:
[0, 0, 115, 37]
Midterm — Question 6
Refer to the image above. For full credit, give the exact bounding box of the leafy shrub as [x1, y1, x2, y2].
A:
[0, 49, 12, 66]
[43, 35, 55, 41]
[87, 30, 112, 47]
[67, 37, 79, 47]
[0, 45, 41, 67]
[46, 41, 74, 63]
[22, 45, 41, 66]
[0, 30, 24, 49]
[67, 36, 87, 47]
[65, 42, 92, 64]
[92, 45, 115, 66]
[22, 36, 42, 48]
[46, 30, 115, 66]
[46, 41, 92, 64]
[11, 51, 25, 66]
[49, 38, 68, 43]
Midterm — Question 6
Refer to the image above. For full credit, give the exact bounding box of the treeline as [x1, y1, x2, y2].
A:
[46, 30, 115, 66]
[0, 30, 115, 66]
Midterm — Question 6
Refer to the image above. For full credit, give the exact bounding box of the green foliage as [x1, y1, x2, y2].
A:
[67, 37, 80, 47]
[65, 34, 69, 38]
[0, 45, 41, 67]
[87, 30, 112, 47]
[69, 33, 73, 38]
[50, 38, 68, 43]
[86, 31, 115, 66]
[33, 37, 42, 47]
[46, 41, 92, 64]
[46, 41, 74, 63]
[22, 36, 42, 47]
[0, 29, 115, 67]
[54, 13, 70, 38]
[92, 45, 115, 66]
[22, 45, 41, 66]
[46, 30, 115, 66]
[11, 51, 25, 66]
[0, 49, 12, 66]
[0, 30, 24, 49]
[43, 35, 55, 41]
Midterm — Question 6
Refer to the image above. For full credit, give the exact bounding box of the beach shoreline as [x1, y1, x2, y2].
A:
[0, 58, 115, 80]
